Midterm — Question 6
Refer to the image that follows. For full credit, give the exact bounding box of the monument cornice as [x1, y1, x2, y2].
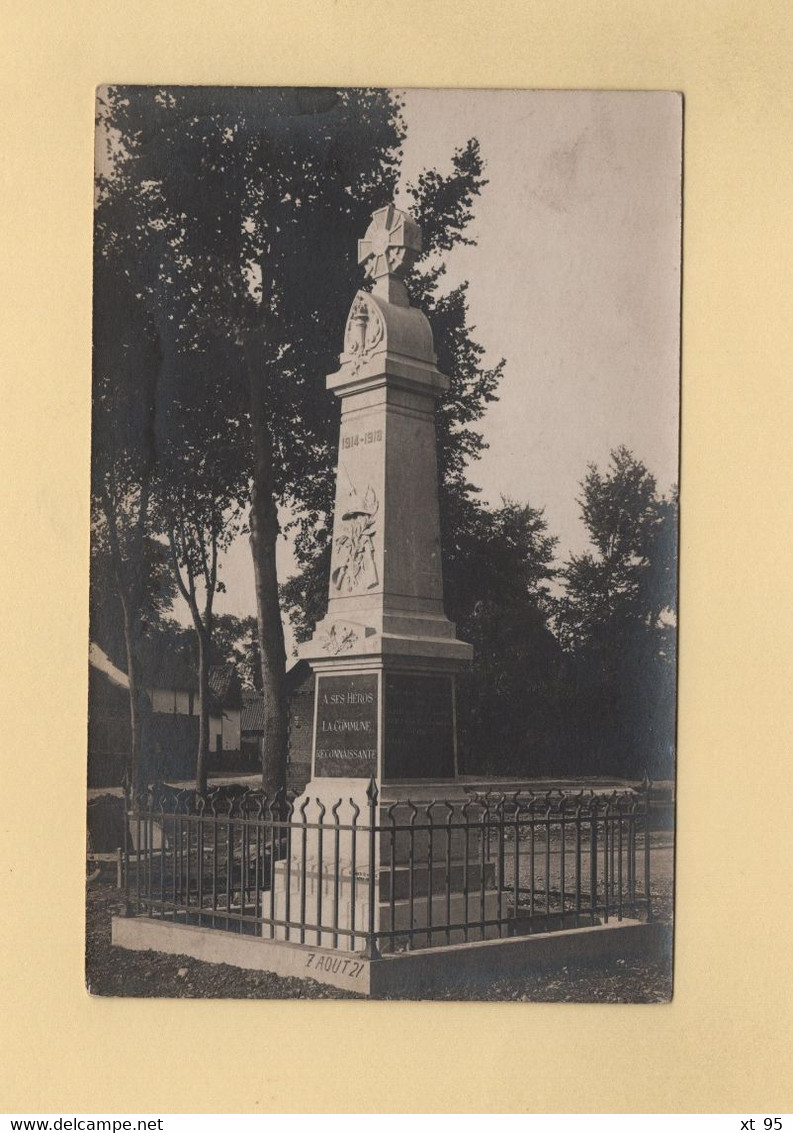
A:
[326, 358, 450, 399]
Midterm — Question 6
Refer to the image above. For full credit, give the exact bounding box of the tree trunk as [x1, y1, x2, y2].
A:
[196, 627, 210, 795]
[246, 349, 289, 799]
[101, 476, 155, 801]
[119, 585, 149, 799]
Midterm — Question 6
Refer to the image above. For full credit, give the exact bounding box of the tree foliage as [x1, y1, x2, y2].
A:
[147, 340, 250, 789]
[95, 86, 407, 792]
[553, 447, 678, 778]
[91, 224, 169, 793]
[452, 500, 560, 773]
[89, 537, 176, 672]
[98, 85, 404, 503]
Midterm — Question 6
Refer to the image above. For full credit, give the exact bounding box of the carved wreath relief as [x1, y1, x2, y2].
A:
[319, 622, 359, 655]
[331, 484, 379, 594]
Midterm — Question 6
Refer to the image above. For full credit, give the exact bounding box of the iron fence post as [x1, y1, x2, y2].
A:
[122, 780, 132, 916]
[389, 802, 399, 950]
[559, 792, 567, 931]
[589, 796, 598, 925]
[315, 799, 326, 947]
[574, 792, 583, 922]
[407, 800, 418, 950]
[643, 773, 653, 922]
[363, 777, 380, 960]
[496, 794, 505, 893]
[331, 800, 342, 950]
[299, 797, 310, 945]
[349, 796, 360, 951]
[443, 800, 454, 945]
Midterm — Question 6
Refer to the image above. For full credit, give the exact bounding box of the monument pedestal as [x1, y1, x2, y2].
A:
[272, 783, 503, 954]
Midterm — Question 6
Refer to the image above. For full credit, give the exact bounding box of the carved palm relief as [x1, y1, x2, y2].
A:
[331, 484, 379, 593]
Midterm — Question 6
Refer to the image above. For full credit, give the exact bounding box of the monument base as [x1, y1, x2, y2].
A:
[111, 915, 670, 998]
[271, 857, 503, 953]
[270, 780, 495, 953]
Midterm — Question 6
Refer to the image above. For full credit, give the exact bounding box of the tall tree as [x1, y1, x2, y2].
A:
[89, 536, 176, 674]
[91, 236, 164, 797]
[97, 86, 405, 794]
[154, 361, 246, 792]
[450, 500, 560, 774]
[555, 447, 678, 777]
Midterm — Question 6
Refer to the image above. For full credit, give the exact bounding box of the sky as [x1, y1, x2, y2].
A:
[162, 89, 682, 640]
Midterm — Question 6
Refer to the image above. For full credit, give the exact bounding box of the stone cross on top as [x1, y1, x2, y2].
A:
[357, 204, 421, 306]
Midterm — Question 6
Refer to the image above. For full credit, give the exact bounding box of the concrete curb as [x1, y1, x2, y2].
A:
[112, 915, 671, 998]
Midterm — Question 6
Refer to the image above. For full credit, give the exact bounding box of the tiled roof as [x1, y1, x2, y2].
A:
[241, 690, 266, 732]
[209, 664, 242, 710]
[209, 664, 234, 701]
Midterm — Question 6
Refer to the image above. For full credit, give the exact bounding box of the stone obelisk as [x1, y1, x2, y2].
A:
[297, 204, 473, 801]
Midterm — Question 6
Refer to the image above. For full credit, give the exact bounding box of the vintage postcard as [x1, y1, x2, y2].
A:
[87, 87, 680, 1001]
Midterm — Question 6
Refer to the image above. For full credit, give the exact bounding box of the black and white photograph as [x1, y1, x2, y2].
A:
[87, 86, 680, 1002]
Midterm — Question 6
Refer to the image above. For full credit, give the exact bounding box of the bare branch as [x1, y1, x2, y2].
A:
[167, 527, 202, 631]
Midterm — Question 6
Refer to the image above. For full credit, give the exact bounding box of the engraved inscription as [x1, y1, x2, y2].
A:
[342, 428, 382, 450]
[314, 674, 378, 778]
[384, 674, 455, 780]
[305, 953, 365, 978]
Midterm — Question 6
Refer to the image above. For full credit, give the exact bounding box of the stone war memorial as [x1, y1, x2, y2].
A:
[300, 204, 472, 785]
[111, 200, 669, 998]
[273, 205, 496, 958]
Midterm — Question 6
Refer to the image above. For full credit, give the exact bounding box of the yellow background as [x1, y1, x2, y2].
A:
[2, 0, 793, 1115]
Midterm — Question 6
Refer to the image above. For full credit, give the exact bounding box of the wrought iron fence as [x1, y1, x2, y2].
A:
[122, 780, 652, 957]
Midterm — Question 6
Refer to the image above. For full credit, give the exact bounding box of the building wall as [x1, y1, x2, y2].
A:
[88, 709, 130, 787]
[88, 667, 131, 787]
[209, 709, 241, 753]
[224, 708, 241, 751]
[175, 689, 192, 715]
[149, 713, 200, 780]
[287, 675, 314, 792]
[149, 687, 194, 715]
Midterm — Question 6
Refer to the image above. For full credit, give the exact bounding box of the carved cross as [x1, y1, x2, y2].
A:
[358, 204, 422, 282]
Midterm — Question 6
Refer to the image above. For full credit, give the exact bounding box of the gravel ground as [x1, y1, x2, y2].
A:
[86, 842, 673, 1002]
[85, 881, 359, 999]
[393, 955, 672, 1002]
